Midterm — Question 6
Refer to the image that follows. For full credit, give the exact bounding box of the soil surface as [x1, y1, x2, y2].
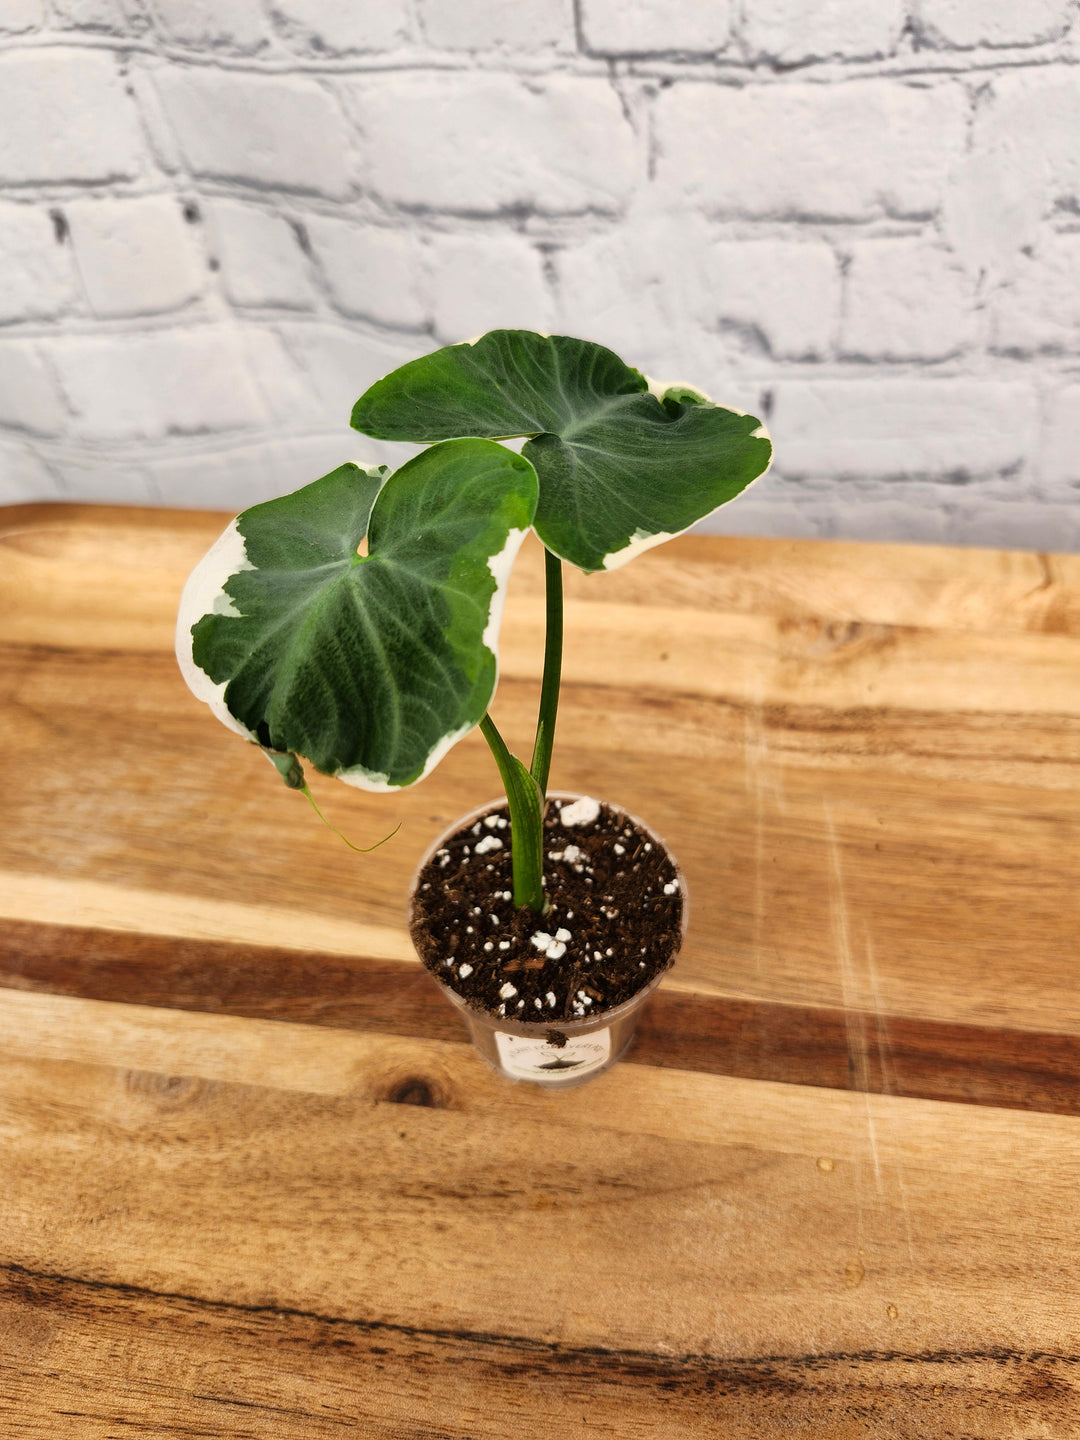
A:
[409, 796, 684, 1025]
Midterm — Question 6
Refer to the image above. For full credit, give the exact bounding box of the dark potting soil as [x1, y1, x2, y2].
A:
[409, 796, 684, 1027]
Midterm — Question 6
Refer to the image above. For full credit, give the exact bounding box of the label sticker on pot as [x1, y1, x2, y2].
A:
[494, 1028, 612, 1083]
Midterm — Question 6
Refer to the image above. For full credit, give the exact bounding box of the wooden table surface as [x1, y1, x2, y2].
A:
[3, 501, 1080, 1437]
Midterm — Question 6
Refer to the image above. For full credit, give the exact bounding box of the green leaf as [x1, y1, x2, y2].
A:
[351, 330, 772, 574]
[177, 442, 538, 790]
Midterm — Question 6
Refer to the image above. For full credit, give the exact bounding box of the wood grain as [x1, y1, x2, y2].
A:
[5, 507, 1080, 1040]
[4, 1265, 1079, 1438]
[4, 501, 1080, 1435]
[7, 917, 1080, 1117]
[2, 989, 1080, 1437]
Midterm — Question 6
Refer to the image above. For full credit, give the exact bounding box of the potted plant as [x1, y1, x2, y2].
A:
[176, 330, 771, 1085]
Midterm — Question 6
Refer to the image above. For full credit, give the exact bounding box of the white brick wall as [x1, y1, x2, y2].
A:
[0, 3, 1078, 554]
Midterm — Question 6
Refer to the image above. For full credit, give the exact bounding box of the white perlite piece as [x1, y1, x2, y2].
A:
[530, 929, 569, 960]
[663, 881, 678, 895]
[546, 991, 556, 1007]
[559, 796, 600, 826]
[499, 982, 518, 999]
[483, 814, 500, 827]
[474, 834, 503, 855]
[458, 963, 473, 979]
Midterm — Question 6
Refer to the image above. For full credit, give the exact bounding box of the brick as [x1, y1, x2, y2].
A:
[51, 0, 133, 30]
[278, 323, 428, 433]
[705, 239, 839, 359]
[740, 0, 905, 62]
[49, 329, 267, 440]
[150, 0, 268, 50]
[914, 0, 1073, 48]
[269, 0, 410, 53]
[0, 0, 45, 32]
[841, 239, 978, 361]
[150, 0, 269, 51]
[420, 0, 570, 50]
[127, 68, 185, 174]
[555, 210, 837, 360]
[305, 218, 427, 328]
[655, 79, 966, 222]
[47, 455, 154, 505]
[0, 49, 146, 186]
[552, 207, 701, 367]
[0, 205, 79, 323]
[146, 433, 373, 510]
[235, 325, 315, 420]
[0, 344, 68, 436]
[154, 67, 355, 198]
[820, 488, 953, 545]
[944, 499, 1080, 552]
[67, 196, 204, 318]
[0, 440, 59, 504]
[691, 491, 825, 540]
[697, 479, 958, 545]
[425, 231, 552, 343]
[772, 379, 1038, 481]
[1042, 386, 1080, 487]
[992, 233, 1080, 354]
[944, 74, 1080, 280]
[581, 0, 730, 54]
[343, 73, 639, 213]
[208, 201, 317, 310]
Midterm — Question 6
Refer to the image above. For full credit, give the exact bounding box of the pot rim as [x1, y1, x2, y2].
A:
[407, 790, 688, 1035]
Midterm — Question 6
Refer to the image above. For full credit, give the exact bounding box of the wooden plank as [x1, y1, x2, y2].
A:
[6, 501, 1080, 640]
[6, 502, 1080, 1433]
[1, 991, 1080, 1371]
[8, 917, 1080, 1118]
[5, 645, 1080, 1036]
[4, 1264, 1078, 1438]
[4, 504, 1080, 1041]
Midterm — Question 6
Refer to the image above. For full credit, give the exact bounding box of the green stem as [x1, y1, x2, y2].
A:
[479, 713, 546, 913]
[529, 547, 563, 796]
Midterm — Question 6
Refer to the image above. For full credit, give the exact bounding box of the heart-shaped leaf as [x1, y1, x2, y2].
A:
[351, 330, 772, 573]
[176, 439, 538, 790]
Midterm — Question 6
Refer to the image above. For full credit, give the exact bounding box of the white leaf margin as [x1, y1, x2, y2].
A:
[175, 505, 533, 791]
[597, 376, 773, 573]
[175, 517, 258, 742]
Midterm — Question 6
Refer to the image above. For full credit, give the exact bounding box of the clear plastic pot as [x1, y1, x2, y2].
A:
[408, 793, 688, 1088]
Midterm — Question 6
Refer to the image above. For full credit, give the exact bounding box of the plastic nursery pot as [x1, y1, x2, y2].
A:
[408, 793, 689, 1088]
